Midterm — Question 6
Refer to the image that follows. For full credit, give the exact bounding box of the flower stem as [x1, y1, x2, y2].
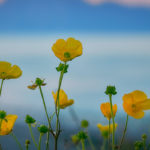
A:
[26, 144, 29, 150]
[39, 85, 53, 150]
[55, 62, 67, 150]
[108, 119, 111, 149]
[81, 140, 85, 150]
[87, 135, 96, 150]
[0, 79, 4, 96]
[38, 133, 43, 150]
[109, 94, 115, 150]
[118, 115, 129, 150]
[28, 124, 38, 149]
[11, 132, 23, 150]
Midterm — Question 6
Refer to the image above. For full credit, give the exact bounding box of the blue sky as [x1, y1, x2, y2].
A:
[0, 0, 150, 33]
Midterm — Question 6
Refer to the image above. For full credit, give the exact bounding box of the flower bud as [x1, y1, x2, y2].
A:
[25, 115, 36, 124]
[105, 85, 117, 95]
[38, 125, 48, 134]
[81, 120, 89, 128]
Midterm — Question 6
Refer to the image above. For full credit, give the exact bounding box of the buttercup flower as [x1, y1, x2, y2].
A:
[123, 90, 150, 119]
[0, 114, 18, 135]
[0, 61, 22, 80]
[100, 102, 117, 120]
[52, 37, 83, 62]
[52, 89, 74, 109]
[97, 123, 117, 138]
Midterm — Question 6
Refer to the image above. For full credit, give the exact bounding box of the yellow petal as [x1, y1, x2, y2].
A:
[130, 111, 144, 119]
[0, 115, 18, 135]
[6, 65, 22, 79]
[131, 90, 147, 102]
[140, 99, 150, 110]
[0, 61, 11, 73]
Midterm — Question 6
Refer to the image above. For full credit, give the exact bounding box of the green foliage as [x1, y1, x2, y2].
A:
[56, 63, 69, 73]
[77, 131, 88, 140]
[0, 110, 6, 119]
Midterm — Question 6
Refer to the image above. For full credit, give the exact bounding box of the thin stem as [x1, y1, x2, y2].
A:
[108, 119, 111, 150]
[55, 62, 67, 150]
[81, 140, 85, 150]
[11, 132, 23, 150]
[0, 79, 4, 96]
[0, 119, 2, 132]
[101, 139, 107, 150]
[39, 86, 53, 150]
[28, 124, 38, 149]
[87, 135, 95, 150]
[109, 94, 115, 150]
[38, 133, 43, 150]
[118, 115, 129, 150]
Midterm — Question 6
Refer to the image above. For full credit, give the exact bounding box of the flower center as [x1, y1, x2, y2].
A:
[132, 104, 137, 112]
[64, 52, 70, 58]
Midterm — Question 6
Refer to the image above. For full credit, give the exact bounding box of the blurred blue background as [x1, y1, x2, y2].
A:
[0, 0, 150, 149]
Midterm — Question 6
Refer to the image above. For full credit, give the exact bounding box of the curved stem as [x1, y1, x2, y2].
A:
[109, 94, 115, 150]
[28, 124, 38, 149]
[0, 79, 4, 96]
[55, 62, 67, 150]
[38, 133, 43, 150]
[118, 115, 129, 150]
[39, 86, 53, 150]
[11, 132, 23, 150]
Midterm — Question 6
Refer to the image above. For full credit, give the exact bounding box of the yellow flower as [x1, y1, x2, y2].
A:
[0, 61, 22, 80]
[52, 37, 83, 62]
[97, 123, 117, 138]
[0, 115, 18, 135]
[52, 89, 74, 109]
[100, 102, 117, 120]
[123, 90, 150, 119]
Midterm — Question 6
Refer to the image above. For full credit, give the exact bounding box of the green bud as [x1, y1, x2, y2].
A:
[38, 125, 48, 134]
[25, 115, 36, 124]
[64, 52, 71, 58]
[35, 78, 43, 86]
[25, 139, 30, 145]
[105, 85, 117, 95]
[142, 134, 147, 140]
[81, 120, 89, 128]
[77, 131, 87, 140]
[56, 63, 69, 73]
[71, 134, 80, 145]
[0, 110, 7, 119]
[134, 141, 143, 148]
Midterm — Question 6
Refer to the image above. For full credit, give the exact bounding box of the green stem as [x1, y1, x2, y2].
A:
[55, 62, 67, 150]
[0, 119, 2, 132]
[11, 132, 23, 150]
[28, 124, 38, 149]
[101, 139, 107, 150]
[108, 119, 111, 149]
[39, 86, 52, 150]
[38, 133, 43, 150]
[87, 135, 95, 150]
[118, 115, 129, 150]
[81, 140, 85, 150]
[109, 94, 115, 150]
[0, 79, 4, 96]
[26, 144, 29, 150]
